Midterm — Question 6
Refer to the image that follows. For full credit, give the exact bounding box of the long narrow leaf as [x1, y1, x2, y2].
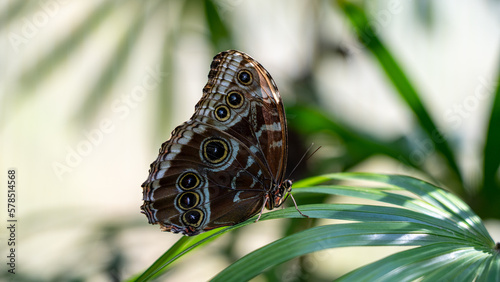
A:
[294, 187, 483, 245]
[482, 57, 500, 218]
[457, 253, 494, 281]
[420, 249, 493, 281]
[481, 254, 500, 282]
[204, 0, 234, 51]
[76, 1, 157, 123]
[339, 244, 492, 281]
[21, 0, 116, 89]
[131, 227, 230, 282]
[286, 105, 416, 171]
[211, 222, 453, 282]
[0, 1, 32, 32]
[133, 173, 497, 281]
[336, 1, 462, 185]
[327, 173, 494, 244]
[210, 173, 496, 281]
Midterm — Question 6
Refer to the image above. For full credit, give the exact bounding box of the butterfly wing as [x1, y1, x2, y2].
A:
[141, 50, 287, 235]
[200, 50, 288, 182]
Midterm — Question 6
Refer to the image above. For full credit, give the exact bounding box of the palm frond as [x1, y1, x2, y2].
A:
[337, 1, 463, 187]
[132, 173, 498, 281]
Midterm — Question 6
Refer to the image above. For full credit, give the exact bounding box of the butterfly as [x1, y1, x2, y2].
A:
[141, 50, 306, 236]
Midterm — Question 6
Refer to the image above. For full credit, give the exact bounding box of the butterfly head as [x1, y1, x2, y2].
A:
[270, 179, 293, 208]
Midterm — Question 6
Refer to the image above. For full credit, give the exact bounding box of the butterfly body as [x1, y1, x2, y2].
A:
[141, 50, 291, 236]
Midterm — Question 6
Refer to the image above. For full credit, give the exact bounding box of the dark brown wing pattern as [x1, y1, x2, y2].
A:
[141, 50, 289, 236]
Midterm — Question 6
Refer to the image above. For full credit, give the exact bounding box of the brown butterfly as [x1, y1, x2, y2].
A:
[141, 50, 306, 236]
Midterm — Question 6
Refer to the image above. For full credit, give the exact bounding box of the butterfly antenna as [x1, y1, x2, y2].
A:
[283, 144, 321, 219]
[286, 143, 321, 179]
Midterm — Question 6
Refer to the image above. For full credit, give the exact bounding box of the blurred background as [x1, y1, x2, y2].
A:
[1, 0, 500, 281]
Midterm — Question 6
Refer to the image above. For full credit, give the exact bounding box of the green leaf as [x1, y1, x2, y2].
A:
[0, 1, 32, 32]
[204, 0, 233, 51]
[131, 227, 230, 282]
[482, 57, 500, 218]
[336, 1, 462, 186]
[154, 28, 176, 142]
[211, 222, 450, 282]
[327, 173, 493, 243]
[131, 214, 270, 281]
[21, 1, 116, 89]
[286, 105, 415, 171]
[133, 173, 497, 281]
[210, 173, 496, 281]
[482, 254, 500, 282]
[76, 1, 158, 124]
[340, 244, 492, 281]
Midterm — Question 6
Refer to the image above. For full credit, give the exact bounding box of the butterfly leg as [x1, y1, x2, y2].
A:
[289, 194, 309, 218]
[255, 195, 269, 222]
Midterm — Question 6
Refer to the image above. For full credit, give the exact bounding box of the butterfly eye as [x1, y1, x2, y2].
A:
[237, 70, 252, 85]
[178, 172, 201, 190]
[182, 209, 204, 227]
[177, 192, 200, 210]
[214, 105, 230, 121]
[226, 91, 244, 108]
[202, 138, 229, 164]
